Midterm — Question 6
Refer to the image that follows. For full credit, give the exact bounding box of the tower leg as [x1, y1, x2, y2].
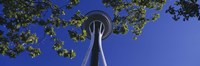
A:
[98, 23, 107, 66]
[90, 22, 101, 66]
[82, 22, 107, 66]
[90, 38, 99, 66]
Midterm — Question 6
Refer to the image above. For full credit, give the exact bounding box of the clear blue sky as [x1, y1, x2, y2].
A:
[1, 0, 200, 66]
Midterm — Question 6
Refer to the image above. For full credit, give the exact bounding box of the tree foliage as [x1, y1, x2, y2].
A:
[166, 0, 200, 21]
[102, 0, 166, 39]
[0, 0, 86, 59]
[0, 0, 166, 59]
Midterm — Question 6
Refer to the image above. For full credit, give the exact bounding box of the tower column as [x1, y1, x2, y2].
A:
[81, 10, 112, 66]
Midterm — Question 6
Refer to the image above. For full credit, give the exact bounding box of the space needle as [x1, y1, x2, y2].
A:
[81, 10, 112, 66]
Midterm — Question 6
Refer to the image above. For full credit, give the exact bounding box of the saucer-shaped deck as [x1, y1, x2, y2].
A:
[82, 10, 112, 40]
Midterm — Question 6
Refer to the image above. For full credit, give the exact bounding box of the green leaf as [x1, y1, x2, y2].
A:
[26, 46, 33, 52]
[62, 10, 65, 15]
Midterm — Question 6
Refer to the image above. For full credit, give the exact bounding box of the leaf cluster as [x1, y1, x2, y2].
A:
[102, 0, 165, 39]
[0, 0, 85, 59]
[166, 0, 200, 21]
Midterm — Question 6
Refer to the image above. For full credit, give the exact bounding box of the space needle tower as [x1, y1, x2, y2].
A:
[81, 10, 112, 66]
